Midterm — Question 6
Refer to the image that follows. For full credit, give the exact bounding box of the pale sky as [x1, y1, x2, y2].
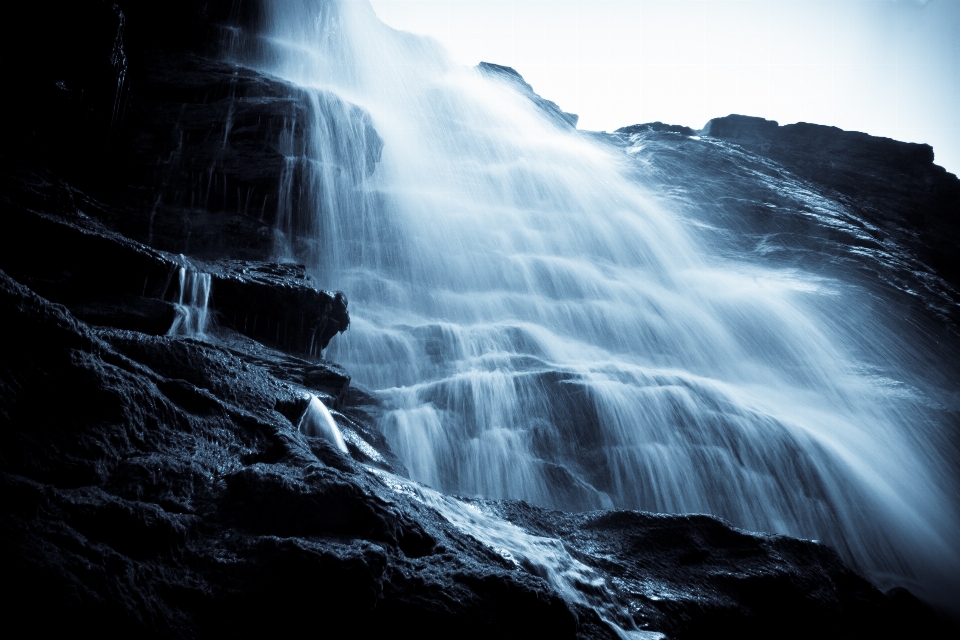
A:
[369, 0, 960, 175]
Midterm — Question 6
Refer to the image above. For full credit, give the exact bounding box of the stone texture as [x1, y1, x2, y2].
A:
[608, 117, 960, 327]
[701, 115, 960, 307]
[0, 268, 600, 639]
[0, 166, 349, 354]
[3, 0, 381, 265]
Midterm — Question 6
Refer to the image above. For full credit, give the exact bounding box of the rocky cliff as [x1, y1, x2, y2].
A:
[607, 116, 960, 327]
[1, 2, 957, 638]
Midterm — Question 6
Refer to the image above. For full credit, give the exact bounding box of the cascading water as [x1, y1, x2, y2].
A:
[252, 0, 959, 608]
[168, 261, 212, 337]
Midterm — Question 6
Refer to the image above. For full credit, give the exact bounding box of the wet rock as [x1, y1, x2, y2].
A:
[489, 502, 957, 639]
[109, 51, 381, 261]
[609, 118, 960, 326]
[68, 295, 179, 335]
[2, 1, 381, 265]
[0, 168, 181, 317]
[110, 52, 314, 259]
[206, 261, 349, 355]
[0, 267, 601, 638]
[0, 171, 348, 353]
[212, 536, 389, 636]
[616, 122, 697, 137]
[701, 115, 960, 299]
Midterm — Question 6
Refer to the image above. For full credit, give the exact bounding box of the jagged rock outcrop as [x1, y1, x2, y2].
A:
[0, 165, 348, 355]
[0, 266, 584, 638]
[4, 0, 381, 263]
[617, 122, 696, 137]
[491, 502, 951, 640]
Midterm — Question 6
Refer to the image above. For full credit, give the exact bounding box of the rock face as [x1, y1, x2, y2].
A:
[4, 0, 381, 264]
[610, 116, 960, 327]
[0, 268, 582, 638]
[0, 166, 348, 355]
[1, 1, 958, 639]
[701, 115, 960, 296]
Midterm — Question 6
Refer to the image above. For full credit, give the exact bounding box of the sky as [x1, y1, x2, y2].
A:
[368, 0, 960, 175]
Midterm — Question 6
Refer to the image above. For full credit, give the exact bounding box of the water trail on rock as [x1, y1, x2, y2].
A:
[168, 263, 212, 337]
[299, 393, 349, 452]
[370, 468, 664, 639]
[256, 0, 960, 606]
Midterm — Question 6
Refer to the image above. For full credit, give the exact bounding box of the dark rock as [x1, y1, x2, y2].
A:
[213, 536, 389, 636]
[489, 502, 957, 639]
[0, 166, 181, 317]
[2, 1, 381, 265]
[69, 295, 178, 335]
[0, 268, 604, 638]
[105, 51, 381, 262]
[609, 118, 960, 328]
[701, 115, 960, 297]
[478, 62, 579, 129]
[0, 168, 349, 354]
[206, 261, 349, 356]
[109, 52, 315, 259]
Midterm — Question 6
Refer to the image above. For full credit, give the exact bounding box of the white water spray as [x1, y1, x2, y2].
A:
[256, 0, 960, 607]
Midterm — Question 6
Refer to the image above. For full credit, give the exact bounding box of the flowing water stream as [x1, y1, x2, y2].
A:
[248, 0, 958, 607]
[168, 260, 212, 337]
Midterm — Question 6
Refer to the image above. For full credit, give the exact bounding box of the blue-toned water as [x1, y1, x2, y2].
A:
[168, 260, 212, 337]
[252, 0, 959, 608]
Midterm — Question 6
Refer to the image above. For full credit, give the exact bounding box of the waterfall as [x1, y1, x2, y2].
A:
[253, 0, 959, 607]
[168, 263, 212, 337]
